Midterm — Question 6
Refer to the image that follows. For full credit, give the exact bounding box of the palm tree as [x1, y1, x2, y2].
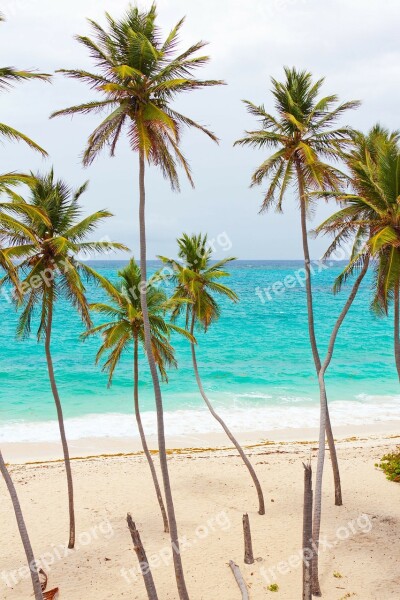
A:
[0, 170, 127, 549]
[83, 258, 192, 533]
[51, 6, 222, 597]
[235, 67, 360, 595]
[0, 449, 44, 600]
[0, 20, 49, 586]
[0, 13, 50, 155]
[159, 233, 265, 515]
[316, 126, 400, 378]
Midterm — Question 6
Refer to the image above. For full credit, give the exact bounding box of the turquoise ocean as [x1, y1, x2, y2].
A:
[0, 260, 399, 442]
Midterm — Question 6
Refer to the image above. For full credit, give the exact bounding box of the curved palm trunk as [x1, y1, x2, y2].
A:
[138, 150, 190, 600]
[0, 449, 44, 600]
[394, 282, 400, 381]
[298, 182, 342, 508]
[190, 315, 265, 515]
[133, 338, 169, 533]
[312, 261, 370, 597]
[45, 299, 75, 549]
[298, 171, 370, 595]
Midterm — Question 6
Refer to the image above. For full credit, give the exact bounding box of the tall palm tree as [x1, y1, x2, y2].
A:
[0, 13, 50, 154]
[0, 170, 127, 549]
[0, 449, 44, 600]
[316, 126, 400, 378]
[0, 22, 49, 588]
[83, 258, 193, 533]
[235, 67, 360, 595]
[51, 6, 222, 597]
[159, 233, 266, 515]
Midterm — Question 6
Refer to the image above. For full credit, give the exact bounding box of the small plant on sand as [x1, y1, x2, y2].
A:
[333, 571, 343, 578]
[376, 447, 400, 482]
[267, 583, 279, 592]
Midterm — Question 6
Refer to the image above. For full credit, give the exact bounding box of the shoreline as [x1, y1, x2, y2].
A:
[2, 420, 399, 464]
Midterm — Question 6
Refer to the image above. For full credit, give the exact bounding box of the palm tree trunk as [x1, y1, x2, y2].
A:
[309, 252, 370, 596]
[310, 373, 327, 596]
[296, 169, 333, 597]
[324, 410, 341, 506]
[45, 298, 75, 549]
[297, 175, 342, 508]
[0, 449, 44, 600]
[394, 281, 400, 381]
[190, 314, 265, 515]
[138, 150, 190, 600]
[133, 337, 169, 533]
[296, 165, 369, 595]
[302, 462, 313, 600]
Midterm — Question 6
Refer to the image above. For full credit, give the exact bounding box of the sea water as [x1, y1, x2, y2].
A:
[0, 260, 399, 442]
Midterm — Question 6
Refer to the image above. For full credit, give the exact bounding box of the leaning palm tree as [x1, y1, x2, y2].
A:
[0, 449, 44, 600]
[0, 170, 127, 549]
[316, 126, 400, 378]
[159, 233, 265, 515]
[51, 5, 222, 597]
[235, 67, 360, 595]
[83, 258, 193, 533]
[0, 13, 50, 154]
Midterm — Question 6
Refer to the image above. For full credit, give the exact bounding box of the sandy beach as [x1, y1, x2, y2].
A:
[1, 428, 399, 600]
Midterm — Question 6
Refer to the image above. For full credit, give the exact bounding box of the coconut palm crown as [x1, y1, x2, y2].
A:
[0, 169, 127, 336]
[159, 233, 238, 330]
[51, 3, 223, 185]
[83, 257, 192, 382]
[316, 125, 400, 313]
[234, 66, 360, 212]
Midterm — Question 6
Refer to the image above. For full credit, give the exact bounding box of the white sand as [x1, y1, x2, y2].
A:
[1, 430, 399, 599]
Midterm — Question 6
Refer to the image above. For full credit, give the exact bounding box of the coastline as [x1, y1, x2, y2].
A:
[2, 420, 399, 463]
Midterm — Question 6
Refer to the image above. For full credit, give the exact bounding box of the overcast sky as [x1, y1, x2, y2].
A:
[1, 0, 399, 260]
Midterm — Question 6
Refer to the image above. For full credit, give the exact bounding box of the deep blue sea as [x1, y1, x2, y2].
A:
[0, 260, 399, 442]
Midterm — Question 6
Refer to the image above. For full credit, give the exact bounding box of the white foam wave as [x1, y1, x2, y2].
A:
[1, 397, 400, 443]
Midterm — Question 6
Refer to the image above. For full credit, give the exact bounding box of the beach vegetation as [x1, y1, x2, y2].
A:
[235, 66, 360, 594]
[316, 125, 400, 380]
[377, 447, 400, 482]
[84, 257, 193, 532]
[159, 233, 266, 515]
[0, 169, 125, 548]
[267, 583, 279, 591]
[51, 6, 222, 595]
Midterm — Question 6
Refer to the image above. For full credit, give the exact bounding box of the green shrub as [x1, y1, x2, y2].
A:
[267, 583, 279, 592]
[376, 447, 400, 482]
